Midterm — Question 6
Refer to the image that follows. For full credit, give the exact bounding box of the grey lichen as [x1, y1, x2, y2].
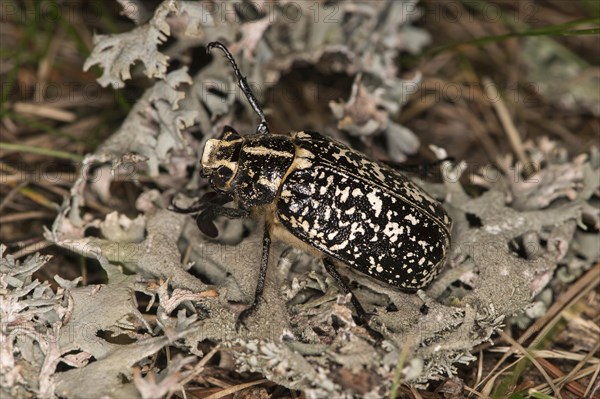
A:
[83, 0, 178, 88]
[329, 74, 421, 162]
[1, 245, 58, 398]
[95, 67, 197, 176]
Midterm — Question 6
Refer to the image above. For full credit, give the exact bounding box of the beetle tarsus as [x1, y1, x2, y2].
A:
[202, 206, 249, 219]
[170, 194, 248, 220]
[235, 307, 253, 332]
[323, 258, 383, 340]
[170, 192, 235, 214]
[235, 310, 249, 332]
[169, 201, 205, 214]
[235, 226, 271, 331]
[323, 258, 368, 320]
[207, 41, 270, 135]
[171, 196, 249, 238]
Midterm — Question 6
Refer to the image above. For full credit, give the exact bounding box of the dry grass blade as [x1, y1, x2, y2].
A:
[557, 340, 600, 392]
[11, 240, 52, 259]
[535, 357, 593, 398]
[488, 348, 600, 365]
[3, 183, 57, 210]
[0, 211, 55, 223]
[500, 331, 563, 399]
[482, 77, 530, 169]
[464, 384, 490, 399]
[13, 102, 76, 122]
[202, 379, 269, 399]
[481, 357, 524, 396]
[0, 181, 27, 211]
[476, 263, 600, 392]
[530, 365, 600, 398]
[529, 264, 600, 348]
[585, 365, 600, 398]
[408, 384, 424, 399]
[178, 345, 222, 390]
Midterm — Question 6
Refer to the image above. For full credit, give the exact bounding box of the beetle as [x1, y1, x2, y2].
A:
[180, 42, 452, 330]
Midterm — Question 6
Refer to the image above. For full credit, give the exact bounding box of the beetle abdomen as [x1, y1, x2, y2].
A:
[275, 131, 451, 290]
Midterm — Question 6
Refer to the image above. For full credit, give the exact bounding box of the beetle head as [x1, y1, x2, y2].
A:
[201, 128, 243, 192]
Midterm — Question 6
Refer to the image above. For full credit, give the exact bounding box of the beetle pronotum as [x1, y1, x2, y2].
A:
[179, 42, 452, 330]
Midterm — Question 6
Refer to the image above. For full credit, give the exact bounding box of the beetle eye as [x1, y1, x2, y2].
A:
[210, 165, 234, 190]
[216, 165, 233, 180]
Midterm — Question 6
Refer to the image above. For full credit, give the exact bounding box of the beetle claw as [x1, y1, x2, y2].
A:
[235, 307, 255, 332]
[360, 318, 384, 343]
[197, 216, 219, 238]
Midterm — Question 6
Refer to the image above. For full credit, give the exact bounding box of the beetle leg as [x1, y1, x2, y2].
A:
[202, 206, 249, 219]
[235, 224, 271, 331]
[169, 200, 205, 214]
[172, 198, 249, 238]
[170, 192, 235, 214]
[322, 258, 369, 322]
[195, 206, 249, 238]
[171, 201, 248, 219]
[323, 258, 383, 341]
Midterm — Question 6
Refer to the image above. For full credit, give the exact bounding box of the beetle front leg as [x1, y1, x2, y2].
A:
[235, 224, 271, 331]
[170, 192, 236, 214]
[201, 206, 249, 219]
[192, 205, 249, 238]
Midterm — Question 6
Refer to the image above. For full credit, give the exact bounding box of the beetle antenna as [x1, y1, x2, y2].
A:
[207, 42, 269, 135]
